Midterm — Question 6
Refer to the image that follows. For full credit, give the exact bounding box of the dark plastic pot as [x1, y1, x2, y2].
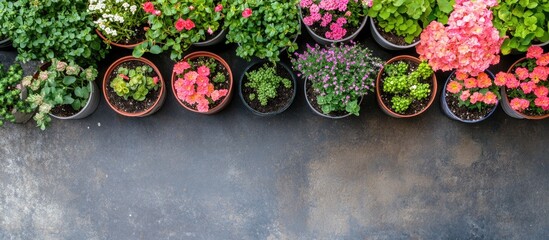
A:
[193, 28, 228, 47]
[239, 61, 297, 116]
[304, 78, 363, 119]
[0, 38, 11, 49]
[370, 19, 419, 50]
[441, 70, 498, 123]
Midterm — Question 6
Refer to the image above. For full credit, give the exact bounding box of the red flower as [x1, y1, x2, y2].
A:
[153, 77, 159, 85]
[183, 19, 195, 30]
[215, 4, 223, 12]
[142, 2, 155, 14]
[242, 8, 252, 18]
[175, 18, 185, 32]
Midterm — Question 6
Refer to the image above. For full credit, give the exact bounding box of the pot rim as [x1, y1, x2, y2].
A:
[95, 28, 146, 49]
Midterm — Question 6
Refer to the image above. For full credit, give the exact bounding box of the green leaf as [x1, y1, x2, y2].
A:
[63, 76, 76, 85]
[150, 45, 163, 54]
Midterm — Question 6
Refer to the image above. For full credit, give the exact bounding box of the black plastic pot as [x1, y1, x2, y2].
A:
[239, 61, 297, 116]
[0, 38, 11, 49]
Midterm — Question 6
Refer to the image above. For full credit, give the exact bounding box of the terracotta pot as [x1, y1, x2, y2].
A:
[103, 56, 166, 117]
[95, 29, 145, 49]
[376, 55, 437, 118]
[171, 51, 233, 114]
[441, 70, 498, 123]
[239, 61, 297, 116]
[370, 19, 419, 50]
[500, 57, 549, 120]
[299, 7, 367, 45]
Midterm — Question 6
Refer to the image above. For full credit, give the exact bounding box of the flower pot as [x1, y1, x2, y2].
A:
[12, 88, 34, 123]
[370, 19, 419, 50]
[304, 78, 363, 119]
[239, 61, 297, 116]
[95, 29, 146, 49]
[171, 51, 233, 114]
[50, 81, 100, 120]
[193, 28, 228, 47]
[500, 57, 549, 120]
[299, 8, 367, 45]
[103, 56, 166, 117]
[0, 38, 11, 49]
[441, 70, 498, 123]
[376, 55, 437, 118]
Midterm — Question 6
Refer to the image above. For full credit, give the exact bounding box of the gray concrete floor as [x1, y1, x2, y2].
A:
[1, 24, 549, 239]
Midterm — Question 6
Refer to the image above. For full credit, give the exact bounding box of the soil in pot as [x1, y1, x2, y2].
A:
[445, 92, 495, 121]
[241, 63, 294, 113]
[106, 61, 160, 113]
[51, 105, 80, 117]
[305, 80, 350, 117]
[378, 60, 432, 115]
[372, 19, 419, 46]
[179, 56, 231, 111]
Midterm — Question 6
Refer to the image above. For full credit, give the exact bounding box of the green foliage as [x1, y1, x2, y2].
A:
[492, 0, 549, 54]
[88, 0, 147, 44]
[369, 0, 454, 44]
[0, 0, 107, 66]
[225, 0, 301, 62]
[245, 63, 292, 106]
[25, 59, 98, 130]
[110, 64, 159, 102]
[0, 64, 33, 126]
[132, 0, 227, 60]
[382, 61, 433, 114]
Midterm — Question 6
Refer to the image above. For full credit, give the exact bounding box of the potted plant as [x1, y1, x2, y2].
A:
[0, 0, 107, 66]
[368, 0, 453, 50]
[376, 56, 437, 118]
[492, 0, 549, 55]
[133, 0, 228, 60]
[299, 0, 369, 45]
[23, 59, 99, 130]
[88, 0, 148, 49]
[103, 56, 165, 117]
[291, 42, 382, 118]
[171, 51, 233, 114]
[0, 34, 10, 49]
[417, 0, 504, 122]
[0, 63, 34, 126]
[496, 46, 549, 119]
[239, 61, 296, 116]
[225, 0, 300, 62]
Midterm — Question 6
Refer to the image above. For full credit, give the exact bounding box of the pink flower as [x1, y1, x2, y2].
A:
[515, 67, 529, 81]
[300, 0, 313, 8]
[211, 89, 228, 101]
[154, 10, 161, 16]
[303, 16, 314, 26]
[184, 71, 199, 83]
[531, 66, 548, 83]
[195, 75, 209, 87]
[175, 18, 185, 32]
[535, 96, 549, 110]
[183, 19, 195, 30]
[494, 72, 508, 86]
[207, 27, 214, 35]
[153, 76, 159, 85]
[476, 72, 492, 88]
[527, 45, 543, 59]
[447, 80, 463, 94]
[469, 92, 484, 104]
[510, 98, 529, 112]
[336, 17, 347, 26]
[505, 74, 520, 89]
[320, 13, 332, 27]
[197, 96, 210, 112]
[142, 2, 155, 13]
[173, 61, 191, 75]
[534, 86, 549, 98]
[197, 66, 210, 77]
[242, 8, 252, 18]
[537, 53, 549, 66]
[520, 81, 536, 94]
[188, 6, 194, 11]
[464, 78, 477, 89]
[310, 4, 320, 13]
[215, 4, 223, 12]
[118, 74, 129, 81]
[483, 91, 498, 105]
[196, 84, 209, 95]
[459, 90, 470, 101]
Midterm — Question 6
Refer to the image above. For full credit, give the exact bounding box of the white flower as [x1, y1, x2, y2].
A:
[130, 5, 137, 14]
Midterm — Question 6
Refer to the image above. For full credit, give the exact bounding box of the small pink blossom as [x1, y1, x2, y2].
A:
[173, 61, 191, 74]
[459, 90, 470, 101]
[197, 66, 210, 77]
[527, 45, 543, 59]
[534, 86, 549, 98]
[242, 8, 252, 18]
[515, 67, 529, 81]
[469, 92, 484, 104]
[215, 4, 223, 12]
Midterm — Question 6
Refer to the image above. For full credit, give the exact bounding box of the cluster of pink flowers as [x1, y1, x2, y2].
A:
[495, 46, 549, 113]
[300, 0, 366, 40]
[142, 2, 161, 16]
[173, 61, 228, 112]
[417, 0, 503, 77]
[175, 18, 195, 32]
[446, 71, 499, 107]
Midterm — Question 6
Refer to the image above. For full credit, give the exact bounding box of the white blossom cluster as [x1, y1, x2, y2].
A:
[88, 0, 139, 38]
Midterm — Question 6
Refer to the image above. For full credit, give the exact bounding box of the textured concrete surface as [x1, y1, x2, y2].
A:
[1, 23, 549, 240]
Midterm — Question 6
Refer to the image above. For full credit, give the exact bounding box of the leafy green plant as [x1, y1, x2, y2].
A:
[0, 64, 33, 126]
[24, 59, 98, 130]
[368, 0, 454, 44]
[225, 0, 300, 62]
[245, 64, 292, 106]
[0, 0, 107, 66]
[88, 0, 147, 44]
[133, 0, 227, 60]
[381, 61, 433, 113]
[492, 0, 549, 54]
[110, 65, 159, 101]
